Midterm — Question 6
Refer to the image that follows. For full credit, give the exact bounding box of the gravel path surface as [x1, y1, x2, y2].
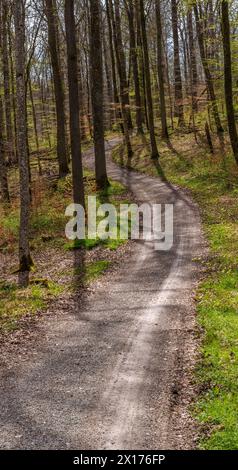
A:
[0, 139, 204, 449]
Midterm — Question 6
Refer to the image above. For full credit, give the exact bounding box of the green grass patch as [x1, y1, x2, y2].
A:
[59, 260, 112, 288]
[0, 280, 63, 333]
[75, 260, 111, 284]
[113, 132, 238, 449]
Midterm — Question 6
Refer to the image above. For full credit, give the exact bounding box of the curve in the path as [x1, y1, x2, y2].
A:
[0, 139, 203, 450]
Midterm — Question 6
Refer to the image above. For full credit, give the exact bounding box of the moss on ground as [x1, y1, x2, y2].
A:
[0, 280, 63, 333]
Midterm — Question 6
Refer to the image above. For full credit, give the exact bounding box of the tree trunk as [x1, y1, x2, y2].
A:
[207, 0, 217, 72]
[1, 0, 15, 164]
[205, 120, 214, 154]
[89, 0, 109, 189]
[65, 0, 85, 205]
[126, 0, 143, 134]
[155, 0, 168, 138]
[194, 2, 223, 136]
[8, 16, 18, 162]
[29, 78, 42, 175]
[163, 35, 174, 130]
[85, 48, 93, 138]
[45, 0, 69, 177]
[29, 78, 39, 153]
[76, 27, 87, 142]
[113, 0, 133, 130]
[105, 0, 123, 133]
[77, 61, 87, 141]
[40, 79, 52, 149]
[14, 0, 32, 281]
[221, 0, 238, 164]
[171, 0, 184, 126]
[139, 0, 159, 159]
[103, 32, 114, 130]
[0, 96, 10, 203]
[135, 5, 146, 128]
[108, 0, 133, 159]
[187, 9, 198, 112]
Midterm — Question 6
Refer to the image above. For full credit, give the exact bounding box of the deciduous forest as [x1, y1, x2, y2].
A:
[0, 0, 238, 454]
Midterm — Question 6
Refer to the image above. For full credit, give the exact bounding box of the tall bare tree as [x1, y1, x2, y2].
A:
[194, 2, 223, 136]
[89, 0, 109, 188]
[45, 0, 69, 177]
[155, 0, 168, 138]
[125, 0, 144, 134]
[171, 0, 184, 126]
[221, 0, 238, 164]
[139, 0, 159, 159]
[108, 0, 133, 158]
[0, 96, 10, 203]
[14, 0, 32, 282]
[105, 0, 123, 133]
[113, 0, 133, 130]
[1, 0, 15, 164]
[187, 8, 198, 113]
[65, 0, 85, 205]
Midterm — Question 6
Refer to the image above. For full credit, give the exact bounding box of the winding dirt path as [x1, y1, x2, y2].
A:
[0, 139, 203, 449]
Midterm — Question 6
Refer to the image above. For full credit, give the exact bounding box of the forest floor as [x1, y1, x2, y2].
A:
[112, 130, 238, 450]
[0, 138, 204, 449]
[0, 142, 134, 336]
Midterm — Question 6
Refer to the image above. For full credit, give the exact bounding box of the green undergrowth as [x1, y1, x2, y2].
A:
[62, 260, 112, 288]
[74, 260, 111, 283]
[113, 131, 238, 450]
[0, 259, 113, 334]
[0, 279, 63, 333]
